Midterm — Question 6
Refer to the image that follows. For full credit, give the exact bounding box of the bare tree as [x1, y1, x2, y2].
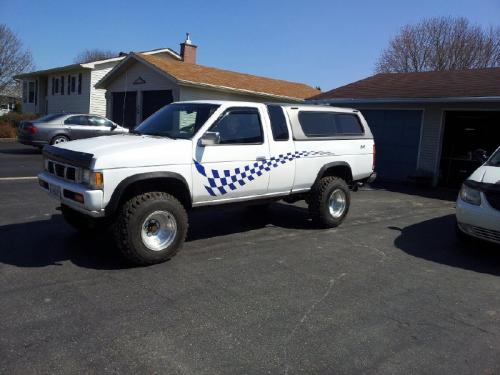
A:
[376, 17, 500, 73]
[0, 24, 34, 97]
[74, 49, 117, 63]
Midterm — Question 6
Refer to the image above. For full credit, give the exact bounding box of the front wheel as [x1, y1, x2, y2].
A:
[308, 176, 350, 228]
[113, 192, 188, 266]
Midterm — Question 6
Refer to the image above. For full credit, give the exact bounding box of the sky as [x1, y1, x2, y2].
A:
[1, 0, 499, 91]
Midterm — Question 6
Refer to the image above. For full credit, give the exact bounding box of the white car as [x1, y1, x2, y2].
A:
[38, 101, 376, 265]
[456, 146, 500, 245]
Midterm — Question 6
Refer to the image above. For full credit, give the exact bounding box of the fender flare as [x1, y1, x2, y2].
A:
[314, 161, 353, 186]
[105, 171, 191, 215]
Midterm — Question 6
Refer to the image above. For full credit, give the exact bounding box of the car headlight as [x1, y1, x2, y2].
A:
[81, 169, 104, 189]
[459, 184, 481, 206]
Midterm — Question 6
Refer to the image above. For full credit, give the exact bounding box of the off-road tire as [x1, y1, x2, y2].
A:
[113, 192, 188, 266]
[61, 205, 108, 233]
[308, 176, 350, 228]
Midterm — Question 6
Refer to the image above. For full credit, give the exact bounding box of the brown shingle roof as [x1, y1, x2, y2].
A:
[311, 68, 500, 100]
[139, 54, 320, 100]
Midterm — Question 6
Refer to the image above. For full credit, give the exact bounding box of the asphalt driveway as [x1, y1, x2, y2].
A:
[1, 140, 499, 374]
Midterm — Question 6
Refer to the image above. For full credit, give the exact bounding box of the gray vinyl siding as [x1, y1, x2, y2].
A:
[47, 70, 91, 114]
[89, 61, 118, 116]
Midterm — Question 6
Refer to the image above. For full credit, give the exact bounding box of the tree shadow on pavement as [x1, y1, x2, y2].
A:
[0, 203, 314, 269]
[390, 214, 500, 276]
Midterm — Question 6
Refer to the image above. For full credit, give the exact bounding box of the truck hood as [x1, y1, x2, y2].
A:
[55, 134, 192, 169]
[468, 165, 500, 184]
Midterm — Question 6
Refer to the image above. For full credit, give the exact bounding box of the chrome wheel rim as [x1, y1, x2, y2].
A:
[328, 189, 347, 218]
[141, 210, 177, 251]
[53, 137, 67, 144]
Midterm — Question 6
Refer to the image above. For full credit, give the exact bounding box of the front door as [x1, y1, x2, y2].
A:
[65, 115, 97, 140]
[112, 91, 137, 128]
[192, 106, 270, 203]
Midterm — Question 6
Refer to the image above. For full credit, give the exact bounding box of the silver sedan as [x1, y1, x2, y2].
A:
[17, 113, 129, 148]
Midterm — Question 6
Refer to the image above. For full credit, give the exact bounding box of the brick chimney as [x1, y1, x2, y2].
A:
[180, 33, 197, 64]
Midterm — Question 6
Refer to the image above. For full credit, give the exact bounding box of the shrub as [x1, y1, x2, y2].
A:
[0, 112, 39, 138]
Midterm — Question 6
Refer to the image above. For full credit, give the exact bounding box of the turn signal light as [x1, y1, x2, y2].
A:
[94, 172, 103, 189]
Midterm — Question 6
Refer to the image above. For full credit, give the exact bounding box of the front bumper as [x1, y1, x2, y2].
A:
[456, 195, 500, 244]
[38, 171, 105, 217]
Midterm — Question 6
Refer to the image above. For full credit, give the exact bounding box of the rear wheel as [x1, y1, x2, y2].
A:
[51, 135, 69, 145]
[113, 192, 188, 266]
[308, 176, 350, 228]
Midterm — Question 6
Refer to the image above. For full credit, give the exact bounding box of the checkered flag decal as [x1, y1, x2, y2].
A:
[194, 150, 335, 196]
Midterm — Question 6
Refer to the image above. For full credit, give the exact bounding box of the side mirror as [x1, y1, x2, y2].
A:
[199, 131, 220, 146]
[472, 149, 489, 163]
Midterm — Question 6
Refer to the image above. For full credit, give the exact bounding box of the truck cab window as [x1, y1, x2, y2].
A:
[267, 105, 289, 141]
[210, 108, 263, 144]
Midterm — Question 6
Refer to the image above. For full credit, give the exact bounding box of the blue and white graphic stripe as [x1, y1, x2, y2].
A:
[194, 150, 334, 196]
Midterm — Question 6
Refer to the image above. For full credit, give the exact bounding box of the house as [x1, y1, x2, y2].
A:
[95, 35, 320, 128]
[0, 95, 19, 115]
[309, 68, 500, 187]
[14, 48, 182, 116]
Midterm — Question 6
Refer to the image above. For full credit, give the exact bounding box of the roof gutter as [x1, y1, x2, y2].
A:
[308, 96, 500, 104]
[14, 64, 91, 79]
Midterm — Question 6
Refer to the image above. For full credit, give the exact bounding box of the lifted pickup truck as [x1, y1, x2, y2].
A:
[38, 101, 376, 265]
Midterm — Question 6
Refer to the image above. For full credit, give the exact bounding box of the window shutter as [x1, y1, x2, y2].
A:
[67, 75, 70, 95]
[61, 76, 64, 95]
[35, 80, 38, 105]
[52, 78, 55, 95]
[78, 73, 82, 94]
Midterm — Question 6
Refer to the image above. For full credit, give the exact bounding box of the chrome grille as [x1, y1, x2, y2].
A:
[46, 160, 79, 182]
[469, 225, 500, 244]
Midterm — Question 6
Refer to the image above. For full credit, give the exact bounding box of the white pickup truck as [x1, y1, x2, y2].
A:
[38, 101, 376, 265]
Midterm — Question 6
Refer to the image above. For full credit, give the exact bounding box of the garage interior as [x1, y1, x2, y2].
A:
[439, 111, 500, 187]
[111, 89, 173, 129]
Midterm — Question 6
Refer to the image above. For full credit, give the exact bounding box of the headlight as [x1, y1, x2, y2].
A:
[459, 184, 481, 206]
[81, 169, 104, 189]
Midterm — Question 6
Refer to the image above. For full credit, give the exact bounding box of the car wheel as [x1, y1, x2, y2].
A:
[51, 135, 69, 145]
[113, 192, 188, 266]
[308, 176, 350, 228]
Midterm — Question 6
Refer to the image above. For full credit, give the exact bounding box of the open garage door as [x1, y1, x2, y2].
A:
[112, 91, 137, 129]
[440, 111, 500, 187]
[141, 90, 173, 121]
[361, 110, 422, 181]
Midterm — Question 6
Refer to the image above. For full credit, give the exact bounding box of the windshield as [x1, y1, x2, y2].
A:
[487, 148, 500, 167]
[133, 103, 220, 139]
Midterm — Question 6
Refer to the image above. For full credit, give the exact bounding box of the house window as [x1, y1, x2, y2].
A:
[67, 75, 70, 95]
[78, 73, 82, 94]
[51, 78, 55, 95]
[22, 81, 28, 103]
[54, 78, 59, 94]
[28, 81, 35, 103]
[61, 76, 64, 95]
[71, 76, 76, 93]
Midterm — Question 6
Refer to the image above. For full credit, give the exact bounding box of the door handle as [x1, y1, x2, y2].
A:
[256, 156, 267, 161]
